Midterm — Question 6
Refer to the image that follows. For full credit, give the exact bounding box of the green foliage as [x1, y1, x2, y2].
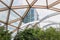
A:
[14, 27, 43, 40]
[0, 26, 11, 40]
[14, 27, 60, 40]
[45, 27, 60, 40]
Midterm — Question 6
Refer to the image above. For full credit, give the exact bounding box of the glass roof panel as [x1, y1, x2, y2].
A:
[13, 0, 28, 6]
[48, 0, 57, 5]
[53, 4, 60, 9]
[1, 0, 12, 6]
[0, 2, 6, 8]
[10, 21, 20, 27]
[0, 11, 8, 22]
[9, 11, 19, 21]
[8, 25, 16, 32]
[34, 0, 46, 5]
[13, 8, 27, 16]
[0, 0, 60, 33]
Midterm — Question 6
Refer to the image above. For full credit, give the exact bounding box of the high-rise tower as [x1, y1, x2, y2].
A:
[23, 8, 38, 23]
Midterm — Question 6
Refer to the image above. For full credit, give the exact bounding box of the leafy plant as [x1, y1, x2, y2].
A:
[45, 27, 60, 40]
[14, 27, 60, 40]
[0, 26, 11, 40]
[14, 27, 44, 40]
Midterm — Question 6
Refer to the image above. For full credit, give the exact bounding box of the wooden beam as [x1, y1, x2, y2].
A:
[58, 0, 60, 1]
[49, 7, 60, 12]
[0, 7, 8, 12]
[32, 5, 47, 9]
[8, 18, 21, 25]
[0, 0, 60, 12]
[9, 24, 17, 28]
[12, 5, 47, 9]
[48, 1, 60, 8]
[0, 20, 6, 24]
[0, 5, 47, 12]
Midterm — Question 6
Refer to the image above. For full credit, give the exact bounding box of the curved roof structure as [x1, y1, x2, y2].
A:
[0, 0, 60, 33]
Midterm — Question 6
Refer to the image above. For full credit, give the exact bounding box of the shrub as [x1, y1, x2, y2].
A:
[14, 27, 44, 40]
[45, 27, 60, 40]
[14, 27, 60, 40]
[0, 26, 11, 40]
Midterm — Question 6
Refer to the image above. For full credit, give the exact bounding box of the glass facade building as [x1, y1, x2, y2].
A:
[23, 8, 35, 23]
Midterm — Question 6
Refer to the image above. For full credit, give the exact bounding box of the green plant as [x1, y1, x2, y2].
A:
[45, 27, 60, 40]
[14, 27, 60, 40]
[14, 27, 44, 40]
[0, 26, 11, 40]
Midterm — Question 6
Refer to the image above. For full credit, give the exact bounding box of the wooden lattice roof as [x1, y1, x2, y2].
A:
[0, 0, 60, 33]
